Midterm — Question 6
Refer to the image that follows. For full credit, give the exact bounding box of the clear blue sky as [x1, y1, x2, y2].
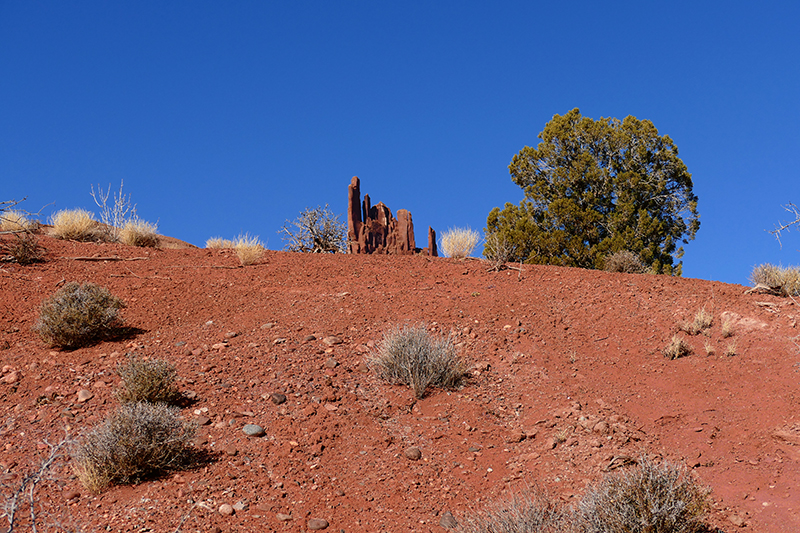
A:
[2, 1, 799, 285]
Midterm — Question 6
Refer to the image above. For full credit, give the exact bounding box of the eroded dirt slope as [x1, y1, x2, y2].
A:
[1, 235, 799, 532]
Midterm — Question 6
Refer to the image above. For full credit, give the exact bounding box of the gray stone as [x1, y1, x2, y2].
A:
[242, 424, 265, 437]
[308, 518, 329, 530]
[439, 511, 458, 529]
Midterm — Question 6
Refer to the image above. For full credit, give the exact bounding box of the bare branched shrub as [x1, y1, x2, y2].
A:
[750, 263, 800, 297]
[234, 234, 265, 265]
[576, 455, 710, 533]
[603, 250, 649, 274]
[72, 403, 195, 493]
[664, 335, 692, 360]
[483, 232, 514, 271]
[118, 220, 159, 247]
[36, 282, 126, 349]
[680, 307, 713, 336]
[440, 227, 480, 259]
[115, 356, 180, 404]
[91, 180, 138, 242]
[1, 232, 44, 265]
[205, 237, 235, 249]
[49, 209, 103, 241]
[458, 490, 567, 533]
[280, 205, 347, 253]
[369, 324, 466, 399]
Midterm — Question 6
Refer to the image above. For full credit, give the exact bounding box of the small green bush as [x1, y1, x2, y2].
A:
[36, 282, 126, 348]
[603, 250, 649, 274]
[576, 455, 710, 533]
[369, 324, 465, 399]
[458, 491, 567, 533]
[115, 356, 180, 404]
[72, 402, 196, 493]
[750, 263, 800, 296]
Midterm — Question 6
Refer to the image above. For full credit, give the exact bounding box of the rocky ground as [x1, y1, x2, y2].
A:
[1, 234, 799, 532]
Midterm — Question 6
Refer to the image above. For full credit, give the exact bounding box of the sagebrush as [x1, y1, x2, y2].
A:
[440, 227, 480, 259]
[36, 282, 126, 348]
[576, 455, 710, 533]
[72, 402, 196, 493]
[369, 324, 465, 399]
[603, 250, 649, 274]
[115, 356, 180, 404]
[458, 490, 567, 533]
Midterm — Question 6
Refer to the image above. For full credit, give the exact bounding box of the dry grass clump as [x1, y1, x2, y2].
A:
[750, 263, 800, 297]
[205, 237, 235, 249]
[36, 282, 125, 348]
[440, 227, 480, 259]
[576, 456, 710, 533]
[0, 209, 33, 232]
[664, 335, 692, 360]
[1, 231, 44, 265]
[49, 208, 102, 241]
[720, 316, 735, 338]
[680, 307, 713, 336]
[723, 340, 738, 357]
[234, 234, 265, 265]
[71, 402, 196, 493]
[369, 324, 466, 399]
[118, 220, 159, 247]
[603, 250, 649, 274]
[458, 490, 567, 533]
[115, 356, 180, 404]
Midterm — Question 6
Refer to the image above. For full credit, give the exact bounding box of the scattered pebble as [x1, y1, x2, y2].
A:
[324, 357, 338, 368]
[242, 424, 265, 437]
[271, 393, 287, 405]
[233, 500, 248, 512]
[219, 503, 234, 516]
[224, 331, 238, 339]
[225, 445, 238, 456]
[303, 334, 317, 342]
[276, 513, 292, 521]
[322, 336, 342, 346]
[404, 447, 422, 460]
[63, 489, 80, 501]
[439, 511, 458, 529]
[76, 389, 93, 403]
[308, 518, 329, 530]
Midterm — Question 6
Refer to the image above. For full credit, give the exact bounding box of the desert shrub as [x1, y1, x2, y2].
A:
[115, 356, 180, 404]
[750, 263, 800, 297]
[1, 232, 44, 265]
[576, 455, 710, 533]
[0, 210, 32, 232]
[118, 220, 159, 247]
[234, 233, 265, 265]
[91, 180, 139, 242]
[680, 307, 713, 336]
[280, 204, 347, 253]
[369, 324, 465, 399]
[458, 491, 567, 533]
[603, 250, 649, 274]
[205, 237, 235, 249]
[49, 208, 102, 241]
[36, 282, 126, 348]
[71, 402, 196, 493]
[440, 227, 480, 259]
[664, 335, 692, 360]
[483, 231, 515, 270]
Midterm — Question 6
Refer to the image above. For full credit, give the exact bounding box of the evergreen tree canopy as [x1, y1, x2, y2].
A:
[486, 109, 699, 275]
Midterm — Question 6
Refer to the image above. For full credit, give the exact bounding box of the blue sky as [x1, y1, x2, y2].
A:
[2, 1, 798, 285]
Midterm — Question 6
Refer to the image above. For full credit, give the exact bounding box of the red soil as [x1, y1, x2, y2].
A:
[1, 235, 799, 532]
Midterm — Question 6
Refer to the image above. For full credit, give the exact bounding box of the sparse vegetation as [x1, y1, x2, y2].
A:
[280, 204, 347, 253]
[483, 231, 515, 271]
[118, 220, 159, 247]
[91, 180, 138, 242]
[703, 339, 715, 356]
[115, 356, 180, 405]
[721, 316, 735, 338]
[1, 232, 44, 265]
[71, 402, 196, 493]
[724, 339, 738, 357]
[49, 208, 102, 241]
[369, 324, 466, 399]
[440, 227, 480, 259]
[36, 282, 126, 349]
[205, 237, 235, 249]
[234, 234, 265, 265]
[680, 307, 713, 336]
[602, 250, 649, 274]
[576, 455, 710, 533]
[0, 210, 33, 232]
[458, 491, 567, 533]
[750, 263, 800, 297]
[664, 335, 692, 360]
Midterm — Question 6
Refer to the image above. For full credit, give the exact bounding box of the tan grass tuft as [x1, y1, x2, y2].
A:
[724, 339, 738, 357]
[750, 263, 800, 297]
[118, 220, 159, 247]
[440, 227, 480, 259]
[680, 307, 713, 336]
[664, 334, 692, 360]
[205, 237, 235, 249]
[234, 234, 265, 265]
[0, 210, 32, 232]
[49, 208, 103, 241]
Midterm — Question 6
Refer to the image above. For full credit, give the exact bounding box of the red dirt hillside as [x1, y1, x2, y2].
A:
[1, 234, 799, 532]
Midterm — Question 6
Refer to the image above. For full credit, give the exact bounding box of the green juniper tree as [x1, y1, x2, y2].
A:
[486, 108, 699, 275]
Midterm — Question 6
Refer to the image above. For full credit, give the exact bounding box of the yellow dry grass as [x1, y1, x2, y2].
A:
[440, 227, 480, 259]
[0, 210, 32, 232]
[49, 208, 101, 241]
[118, 220, 159, 247]
[234, 234, 265, 265]
[205, 237, 235, 249]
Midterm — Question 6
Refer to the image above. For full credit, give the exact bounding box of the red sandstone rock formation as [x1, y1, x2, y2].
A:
[347, 176, 437, 256]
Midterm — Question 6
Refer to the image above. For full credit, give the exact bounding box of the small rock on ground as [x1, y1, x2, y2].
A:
[308, 518, 329, 530]
[242, 424, 265, 437]
[404, 447, 422, 460]
[219, 503, 234, 515]
[439, 511, 458, 529]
